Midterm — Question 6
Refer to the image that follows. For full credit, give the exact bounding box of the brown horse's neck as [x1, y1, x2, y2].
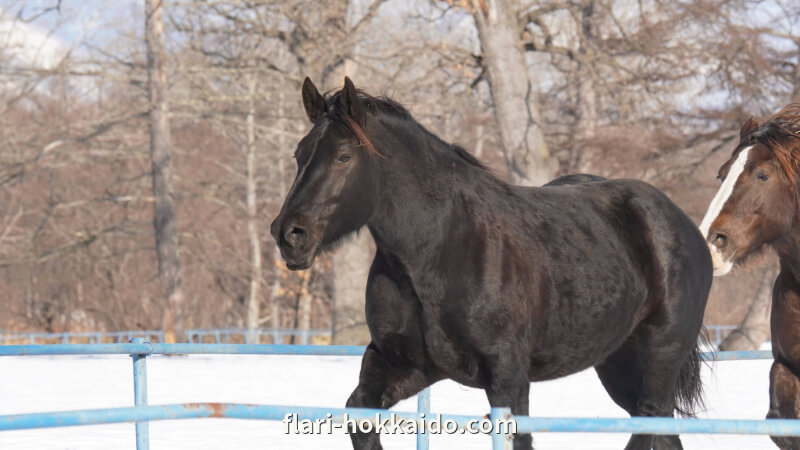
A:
[775, 229, 800, 285]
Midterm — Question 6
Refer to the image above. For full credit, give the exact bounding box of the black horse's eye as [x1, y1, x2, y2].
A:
[337, 154, 351, 164]
[757, 171, 769, 181]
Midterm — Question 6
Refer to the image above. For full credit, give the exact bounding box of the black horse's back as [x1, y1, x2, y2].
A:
[545, 173, 607, 186]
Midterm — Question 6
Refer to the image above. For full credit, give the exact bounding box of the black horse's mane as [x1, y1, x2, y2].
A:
[324, 89, 490, 172]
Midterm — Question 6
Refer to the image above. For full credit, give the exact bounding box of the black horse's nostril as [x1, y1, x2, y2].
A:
[284, 225, 309, 248]
[711, 232, 728, 249]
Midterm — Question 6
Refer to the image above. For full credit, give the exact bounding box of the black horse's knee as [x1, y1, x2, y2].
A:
[346, 384, 380, 409]
[346, 385, 383, 450]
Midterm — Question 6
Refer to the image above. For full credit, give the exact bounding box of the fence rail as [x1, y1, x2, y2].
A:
[0, 328, 333, 345]
[0, 343, 784, 450]
[6, 402, 800, 436]
[0, 330, 164, 345]
[0, 343, 772, 360]
[706, 324, 738, 346]
[1, 324, 738, 346]
[186, 327, 331, 345]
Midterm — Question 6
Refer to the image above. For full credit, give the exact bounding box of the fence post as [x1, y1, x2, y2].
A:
[131, 338, 150, 450]
[416, 387, 431, 450]
[490, 407, 512, 450]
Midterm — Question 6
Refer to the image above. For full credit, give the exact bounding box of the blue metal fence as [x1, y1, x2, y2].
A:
[185, 327, 332, 344]
[0, 343, 787, 450]
[0, 328, 333, 345]
[706, 324, 738, 346]
[0, 330, 165, 345]
[1, 324, 738, 346]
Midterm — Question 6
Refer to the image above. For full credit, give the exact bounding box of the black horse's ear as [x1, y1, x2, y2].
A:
[341, 76, 365, 126]
[302, 77, 327, 123]
[740, 116, 759, 140]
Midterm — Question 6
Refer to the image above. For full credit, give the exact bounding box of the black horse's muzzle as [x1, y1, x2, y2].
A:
[270, 214, 319, 271]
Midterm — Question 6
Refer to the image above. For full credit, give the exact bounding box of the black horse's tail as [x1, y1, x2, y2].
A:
[674, 329, 710, 417]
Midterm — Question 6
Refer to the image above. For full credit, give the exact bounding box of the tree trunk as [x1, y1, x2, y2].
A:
[267, 89, 287, 344]
[294, 269, 313, 345]
[331, 232, 372, 344]
[328, 3, 374, 345]
[577, 2, 598, 133]
[245, 77, 262, 344]
[145, 0, 184, 343]
[571, 1, 598, 174]
[470, 0, 553, 186]
[268, 250, 283, 343]
[792, 42, 800, 103]
[719, 266, 775, 351]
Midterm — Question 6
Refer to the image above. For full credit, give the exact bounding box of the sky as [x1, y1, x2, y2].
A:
[0, 0, 797, 111]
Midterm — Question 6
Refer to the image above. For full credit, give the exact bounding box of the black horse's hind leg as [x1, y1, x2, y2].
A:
[597, 340, 685, 450]
[346, 344, 437, 450]
[484, 358, 533, 450]
[767, 360, 800, 450]
[595, 339, 642, 416]
[622, 332, 691, 450]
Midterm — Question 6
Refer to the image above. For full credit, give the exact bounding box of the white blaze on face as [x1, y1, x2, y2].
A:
[699, 146, 752, 276]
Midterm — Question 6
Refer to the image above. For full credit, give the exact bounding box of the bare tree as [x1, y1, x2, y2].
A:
[146, 0, 184, 342]
[244, 76, 262, 341]
[719, 265, 776, 350]
[469, 0, 553, 185]
[2, 0, 799, 343]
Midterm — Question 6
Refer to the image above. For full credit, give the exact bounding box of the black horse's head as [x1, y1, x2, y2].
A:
[270, 77, 382, 270]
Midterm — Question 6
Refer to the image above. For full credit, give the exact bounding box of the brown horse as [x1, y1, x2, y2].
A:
[700, 104, 800, 449]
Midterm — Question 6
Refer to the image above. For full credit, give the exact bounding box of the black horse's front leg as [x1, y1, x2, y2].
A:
[346, 343, 434, 450]
[485, 363, 533, 450]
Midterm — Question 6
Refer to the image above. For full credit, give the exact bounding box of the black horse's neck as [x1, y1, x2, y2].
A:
[364, 115, 504, 271]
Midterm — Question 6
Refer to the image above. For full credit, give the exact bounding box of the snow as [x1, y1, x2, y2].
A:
[0, 354, 778, 449]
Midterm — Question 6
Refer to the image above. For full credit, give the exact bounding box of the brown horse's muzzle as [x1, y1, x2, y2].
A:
[706, 227, 735, 276]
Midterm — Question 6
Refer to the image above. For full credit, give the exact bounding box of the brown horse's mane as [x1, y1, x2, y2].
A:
[747, 103, 800, 181]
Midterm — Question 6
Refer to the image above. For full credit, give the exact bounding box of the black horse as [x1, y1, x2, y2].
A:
[271, 77, 712, 450]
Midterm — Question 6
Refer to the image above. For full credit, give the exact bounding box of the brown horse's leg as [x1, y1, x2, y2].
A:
[767, 360, 800, 450]
[346, 343, 436, 450]
[485, 359, 533, 450]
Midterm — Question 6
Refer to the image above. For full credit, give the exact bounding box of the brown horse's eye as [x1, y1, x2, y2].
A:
[337, 154, 351, 164]
[756, 171, 769, 182]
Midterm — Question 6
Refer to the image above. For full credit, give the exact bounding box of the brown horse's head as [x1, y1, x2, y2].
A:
[700, 104, 800, 276]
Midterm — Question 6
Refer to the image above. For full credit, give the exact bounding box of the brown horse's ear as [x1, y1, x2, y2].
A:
[341, 76, 365, 126]
[740, 116, 759, 140]
[301, 77, 327, 123]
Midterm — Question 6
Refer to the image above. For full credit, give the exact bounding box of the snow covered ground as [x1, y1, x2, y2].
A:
[0, 353, 779, 449]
